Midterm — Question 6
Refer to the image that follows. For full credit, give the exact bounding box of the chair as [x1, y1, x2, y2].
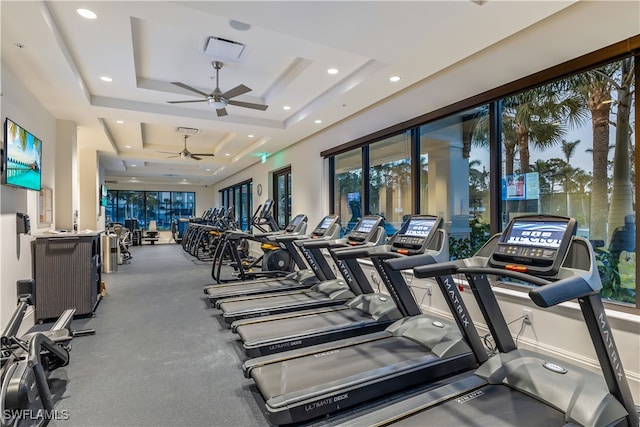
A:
[112, 224, 132, 263]
[145, 220, 159, 244]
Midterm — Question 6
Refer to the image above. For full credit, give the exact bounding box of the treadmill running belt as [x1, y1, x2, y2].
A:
[219, 291, 328, 313]
[207, 277, 297, 297]
[392, 384, 565, 426]
[252, 336, 438, 400]
[237, 309, 373, 342]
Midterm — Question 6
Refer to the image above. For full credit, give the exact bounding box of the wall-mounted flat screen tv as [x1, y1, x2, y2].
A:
[3, 118, 42, 191]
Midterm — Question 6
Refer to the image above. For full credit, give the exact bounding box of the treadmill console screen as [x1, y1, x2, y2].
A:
[319, 216, 335, 229]
[311, 216, 337, 237]
[284, 214, 305, 232]
[405, 219, 435, 237]
[505, 221, 567, 248]
[348, 217, 381, 243]
[491, 216, 576, 276]
[356, 218, 376, 233]
[393, 216, 440, 254]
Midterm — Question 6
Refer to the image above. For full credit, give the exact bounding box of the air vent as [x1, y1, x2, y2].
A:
[176, 127, 199, 135]
[203, 36, 246, 62]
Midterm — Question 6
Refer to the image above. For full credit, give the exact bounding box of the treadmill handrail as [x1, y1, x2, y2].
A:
[455, 267, 600, 307]
[385, 253, 438, 272]
[331, 245, 398, 260]
[299, 237, 350, 249]
[414, 260, 465, 278]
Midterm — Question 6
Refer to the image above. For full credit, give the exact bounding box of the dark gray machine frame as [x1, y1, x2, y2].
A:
[232, 215, 448, 357]
[204, 215, 341, 303]
[210, 209, 308, 284]
[217, 215, 387, 324]
[241, 218, 490, 425]
[338, 215, 638, 427]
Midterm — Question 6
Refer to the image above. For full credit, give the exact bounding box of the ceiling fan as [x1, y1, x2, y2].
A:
[167, 61, 268, 117]
[158, 135, 214, 161]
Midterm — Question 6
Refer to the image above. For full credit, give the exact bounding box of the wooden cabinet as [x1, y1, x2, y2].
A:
[32, 232, 102, 321]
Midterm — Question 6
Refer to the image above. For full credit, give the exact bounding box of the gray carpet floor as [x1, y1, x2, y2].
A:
[48, 244, 268, 427]
[41, 243, 461, 427]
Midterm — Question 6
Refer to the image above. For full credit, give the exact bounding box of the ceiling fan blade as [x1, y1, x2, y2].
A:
[167, 155, 180, 158]
[171, 82, 211, 97]
[216, 108, 228, 117]
[222, 84, 251, 100]
[227, 100, 268, 111]
[167, 100, 208, 104]
[190, 155, 202, 161]
[191, 153, 215, 157]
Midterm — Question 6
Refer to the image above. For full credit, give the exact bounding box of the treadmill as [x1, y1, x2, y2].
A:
[338, 214, 639, 427]
[232, 215, 449, 358]
[204, 215, 341, 303]
[242, 226, 489, 425]
[217, 216, 387, 324]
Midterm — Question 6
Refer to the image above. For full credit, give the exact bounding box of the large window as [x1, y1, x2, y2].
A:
[369, 132, 412, 235]
[419, 106, 491, 258]
[105, 190, 195, 231]
[326, 48, 637, 309]
[219, 180, 253, 231]
[333, 150, 363, 234]
[499, 57, 635, 304]
[273, 167, 292, 229]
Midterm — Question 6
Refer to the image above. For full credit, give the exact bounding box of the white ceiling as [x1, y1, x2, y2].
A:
[1, 1, 586, 186]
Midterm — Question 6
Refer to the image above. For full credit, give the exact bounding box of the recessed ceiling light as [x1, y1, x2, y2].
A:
[327, 68, 339, 75]
[125, 145, 131, 149]
[77, 8, 97, 19]
[248, 134, 254, 138]
[224, 153, 230, 157]
[100, 76, 112, 82]
[131, 164, 137, 167]
[314, 120, 322, 124]
[131, 177, 136, 180]
[182, 179, 187, 181]
[116, 120, 124, 124]
[282, 106, 291, 110]
[389, 76, 401, 82]
[205, 168, 211, 172]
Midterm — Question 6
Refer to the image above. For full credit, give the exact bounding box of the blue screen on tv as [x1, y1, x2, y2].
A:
[4, 118, 42, 191]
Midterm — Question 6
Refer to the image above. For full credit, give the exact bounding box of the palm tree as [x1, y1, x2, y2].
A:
[606, 57, 635, 235]
[501, 84, 587, 214]
[566, 62, 619, 241]
[560, 139, 581, 215]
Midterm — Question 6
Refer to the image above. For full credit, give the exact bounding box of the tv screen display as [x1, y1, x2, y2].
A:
[3, 118, 42, 191]
[101, 184, 108, 207]
[505, 220, 568, 248]
[405, 218, 435, 237]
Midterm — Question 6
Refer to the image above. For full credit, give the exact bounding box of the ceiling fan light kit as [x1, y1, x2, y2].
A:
[167, 61, 268, 117]
[157, 135, 215, 161]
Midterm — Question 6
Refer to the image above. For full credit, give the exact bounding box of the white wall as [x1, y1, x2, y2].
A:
[1, 63, 57, 330]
